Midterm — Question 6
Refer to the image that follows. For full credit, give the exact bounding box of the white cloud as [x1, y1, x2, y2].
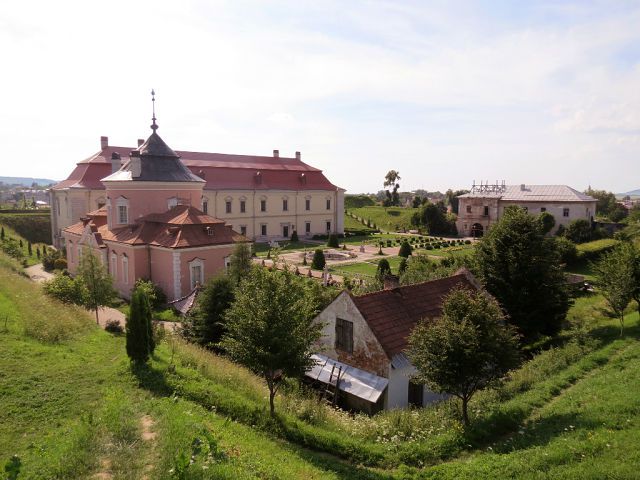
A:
[0, 0, 639, 192]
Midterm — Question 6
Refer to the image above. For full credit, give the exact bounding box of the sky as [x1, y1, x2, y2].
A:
[1, 0, 639, 194]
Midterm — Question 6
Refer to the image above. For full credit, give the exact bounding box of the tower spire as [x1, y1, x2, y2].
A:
[151, 89, 158, 132]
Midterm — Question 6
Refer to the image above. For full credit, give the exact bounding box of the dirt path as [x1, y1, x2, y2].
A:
[24, 263, 54, 283]
[141, 415, 158, 480]
[96, 306, 179, 333]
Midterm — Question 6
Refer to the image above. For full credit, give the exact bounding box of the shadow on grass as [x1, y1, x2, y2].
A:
[491, 412, 603, 454]
[131, 361, 173, 397]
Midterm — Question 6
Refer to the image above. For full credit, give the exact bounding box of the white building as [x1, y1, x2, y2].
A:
[309, 270, 481, 413]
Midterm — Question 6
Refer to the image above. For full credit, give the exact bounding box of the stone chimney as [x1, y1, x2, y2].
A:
[383, 274, 400, 290]
[273, 149, 279, 158]
[137, 138, 144, 147]
[100, 136, 108, 149]
[110, 152, 122, 173]
[295, 151, 301, 160]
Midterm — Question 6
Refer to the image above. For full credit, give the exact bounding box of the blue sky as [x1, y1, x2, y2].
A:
[0, 0, 638, 193]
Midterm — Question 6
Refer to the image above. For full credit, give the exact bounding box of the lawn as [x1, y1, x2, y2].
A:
[253, 240, 322, 257]
[2, 248, 640, 479]
[330, 256, 405, 277]
[348, 206, 419, 232]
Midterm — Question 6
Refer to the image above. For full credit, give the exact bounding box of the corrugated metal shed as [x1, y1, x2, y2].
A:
[306, 354, 388, 403]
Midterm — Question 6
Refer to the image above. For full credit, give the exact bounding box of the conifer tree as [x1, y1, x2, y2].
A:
[126, 287, 152, 363]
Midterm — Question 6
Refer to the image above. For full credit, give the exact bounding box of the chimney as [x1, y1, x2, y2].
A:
[100, 136, 108, 149]
[383, 274, 400, 290]
[110, 152, 121, 173]
[295, 151, 301, 160]
[520, 184, 526, 191]
[130, 151, 141, 178]
[137, 138, 144, 147]
[273, 149, 279, 158]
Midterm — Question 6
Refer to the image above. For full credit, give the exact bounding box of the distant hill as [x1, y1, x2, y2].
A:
[0, 176, 57, 187]
[622, 188, 640, 196]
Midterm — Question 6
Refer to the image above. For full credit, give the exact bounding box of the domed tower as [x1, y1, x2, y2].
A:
[101, 91, 205, 230]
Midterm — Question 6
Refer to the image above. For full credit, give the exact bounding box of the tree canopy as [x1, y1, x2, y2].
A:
[592, 243, 637, 336]
[407, 288, 520, 426]
[221, 267, 322, 415]
[77, 248, 116, 325]
[228, 242, 253, 286]
[473, 206, 571, 340]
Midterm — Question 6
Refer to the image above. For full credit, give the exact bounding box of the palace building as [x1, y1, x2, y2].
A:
[61, 109, 255, 301]
[51, 129, 345, 249]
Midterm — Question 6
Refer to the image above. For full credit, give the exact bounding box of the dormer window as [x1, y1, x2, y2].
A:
[115, 196, 129, 225]
[118, 205, 128, 224]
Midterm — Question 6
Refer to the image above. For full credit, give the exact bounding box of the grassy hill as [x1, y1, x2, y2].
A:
[2, 251, 639, 478]
[348, 206, 419, 232]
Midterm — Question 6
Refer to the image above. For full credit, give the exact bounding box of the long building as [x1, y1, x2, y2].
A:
[51, 136, 345, 248]
[456, 183, 597, 237]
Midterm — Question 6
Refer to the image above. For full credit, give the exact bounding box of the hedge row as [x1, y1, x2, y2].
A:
[575, 238, 619, 262]
[0, 212, 51, 244]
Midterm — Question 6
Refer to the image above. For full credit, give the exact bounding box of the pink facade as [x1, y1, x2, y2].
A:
[62, 121, 245, 301]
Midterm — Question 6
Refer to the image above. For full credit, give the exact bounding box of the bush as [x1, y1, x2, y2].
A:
[554, 237, 578, 265]
[398, 240, 413, 258]
[53, 258, 68, 270]
[133, 278, 167, 310]
[291, 230, 299, 242]
[105, 319, 123, 334]
[43, 274, 87, 305]
[565, 219, 592, 243]
[311, 249, 326, 270]
[327, 234, 339, 248]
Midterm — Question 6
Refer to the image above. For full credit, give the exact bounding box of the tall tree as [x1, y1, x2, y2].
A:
[592, 244, 636, 336]
[221, 267, 322, 415]
[126, 287, 153, 363]
[185, 274, 235, 348]
[407, 288, 520, 426]
[228, 242, 253, 286]
[474, 206, 570, 340]
[445, 189, 470, 215]
[383, 170, 401, 206]
[77, 248, 116, 325]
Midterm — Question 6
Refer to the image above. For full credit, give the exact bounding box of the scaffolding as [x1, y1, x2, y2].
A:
[470, 180, 506, 194]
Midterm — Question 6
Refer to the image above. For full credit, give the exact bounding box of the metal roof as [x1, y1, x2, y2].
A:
[459, 185, 595, 202]
[306, 353, 388, 403]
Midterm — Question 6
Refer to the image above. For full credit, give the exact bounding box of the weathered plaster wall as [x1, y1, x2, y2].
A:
[313, 292, 389, 378]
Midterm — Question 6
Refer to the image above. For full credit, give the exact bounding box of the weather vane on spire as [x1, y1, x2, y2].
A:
[151, 89, 158, 132]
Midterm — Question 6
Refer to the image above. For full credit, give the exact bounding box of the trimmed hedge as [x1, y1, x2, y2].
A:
[0, 212, 51, 244]
[575, 238, 619, 262]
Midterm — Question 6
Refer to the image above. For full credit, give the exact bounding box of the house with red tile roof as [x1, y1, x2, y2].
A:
[63, 116, 247, 301]
[308, 269, 482, 413]
[51, 132, 345, 249]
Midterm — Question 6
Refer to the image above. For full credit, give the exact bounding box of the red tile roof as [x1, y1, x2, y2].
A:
[351, 271, 480, 358]
[64, 205, 246, 249]
[53, 146, 339, 191]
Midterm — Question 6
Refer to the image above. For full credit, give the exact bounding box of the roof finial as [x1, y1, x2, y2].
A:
[150, 89, 158, 132]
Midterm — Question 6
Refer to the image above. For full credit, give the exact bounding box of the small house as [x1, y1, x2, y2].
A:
[308, 269, 482, 413]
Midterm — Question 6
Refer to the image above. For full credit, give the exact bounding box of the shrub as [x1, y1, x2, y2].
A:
[53, 258, 68, 270]
[327, 234, 339, 248]
[398, 240, 413, 258]
[311, 249, 326, 270]
[291, 230, 299, 242]
[554, 237, 578, 265]
[105, 319, 123, 334]
[43, 274, 87, 305]
[133, 278, 167, 310]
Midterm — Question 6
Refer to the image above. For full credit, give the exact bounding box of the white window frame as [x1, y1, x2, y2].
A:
[115, 196, 129, 225]
[188, 258, 205, 290]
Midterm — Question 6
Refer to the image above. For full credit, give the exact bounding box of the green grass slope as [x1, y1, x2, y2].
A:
[2, 249, 640, 479]
[348, 206, 418, 232]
